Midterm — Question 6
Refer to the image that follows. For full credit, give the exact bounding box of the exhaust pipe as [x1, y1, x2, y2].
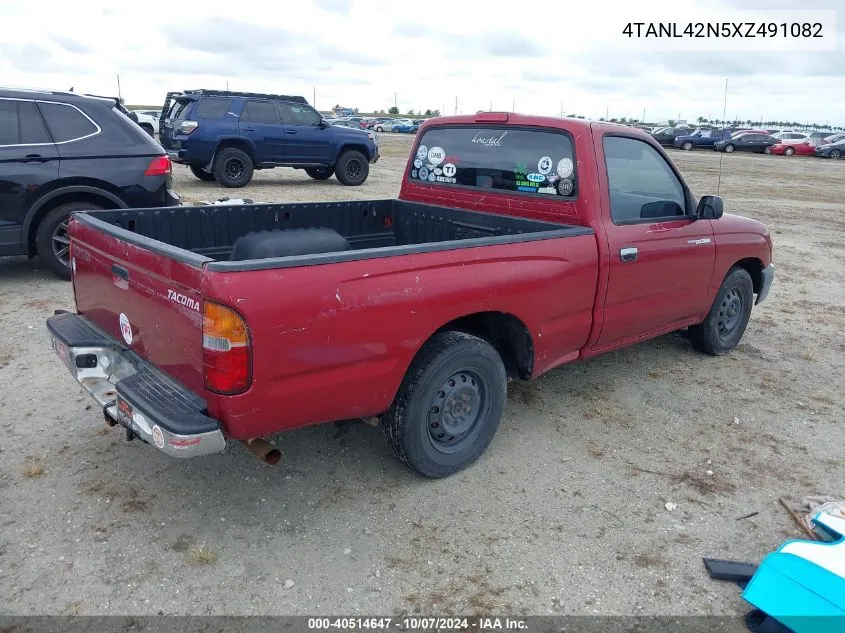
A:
[243, 438, 281, 465]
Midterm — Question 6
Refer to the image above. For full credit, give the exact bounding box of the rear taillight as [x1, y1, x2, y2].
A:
[178, 120, 198, 135]
[145, 155, 171, 176]
[202, 301, 252, 395]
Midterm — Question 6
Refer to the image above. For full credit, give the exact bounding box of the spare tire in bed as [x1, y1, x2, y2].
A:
[229, 228, 352, 261]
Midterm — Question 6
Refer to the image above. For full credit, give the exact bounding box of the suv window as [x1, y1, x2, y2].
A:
[604, 136, 686, 223]
[240, 100, 280, 125]
[195, 98, 232, 119]
[37, 102, 98, 143]
[278, 102, 321, 126]
[0, 99, 52, 145]
[408, 126, 577, 197]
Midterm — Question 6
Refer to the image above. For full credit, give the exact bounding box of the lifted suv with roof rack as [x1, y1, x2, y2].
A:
[0, 87, 178, 279]
[159, 89, 379, 188]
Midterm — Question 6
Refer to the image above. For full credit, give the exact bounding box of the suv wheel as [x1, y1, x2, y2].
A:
[190, 165, 217, 182]
[213, 147, 254, 188]
[305, 167, 334, 180]
[36, 202, 103, 280]
[335, 150, 369, 186]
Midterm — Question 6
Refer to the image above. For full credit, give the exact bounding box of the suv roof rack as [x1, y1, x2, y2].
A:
[180, 89, 308, 104]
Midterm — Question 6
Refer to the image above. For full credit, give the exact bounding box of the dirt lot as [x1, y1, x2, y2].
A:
[0, 133, 843, 619]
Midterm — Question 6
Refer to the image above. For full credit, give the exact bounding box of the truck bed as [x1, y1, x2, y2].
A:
[72, 199, 592, 270]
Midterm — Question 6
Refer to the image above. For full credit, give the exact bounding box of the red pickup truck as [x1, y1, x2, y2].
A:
[47, 113, 774, 478]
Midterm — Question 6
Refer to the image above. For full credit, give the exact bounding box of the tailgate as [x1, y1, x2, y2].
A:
[69, 213, 208, 394]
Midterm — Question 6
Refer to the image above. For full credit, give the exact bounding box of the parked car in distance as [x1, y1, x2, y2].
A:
[771, 131, 812, 144]
[818, 133, 845, 145]
[159, 89, 379, 187]
[0, 87, 178, 279]
[770, 139, 816, 156]
[731, 129, 770, 137]
[713, 133, 779, 154]
[674, 129, 733, 150]
[808, 131, 834, 143]
[814, 138, 845, 159]
[650, 127, 692, 146]
[331, 119, 365, 130]
[132, 111, 157, 137]
[47, 113, 773, 478]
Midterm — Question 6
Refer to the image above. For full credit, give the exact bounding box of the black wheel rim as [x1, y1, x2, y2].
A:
[224, 158, 245, 181]
[345, 158, 363, 180]
[428, 370, 486, 453]
[52, 219, 70, 267]
[716, 288, 744, 337]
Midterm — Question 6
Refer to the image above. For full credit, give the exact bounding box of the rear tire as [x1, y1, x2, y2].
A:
[688, 267, 754, 356]
[189, 165, 216, 182]
[305, 167, 334, 180]
[383, 332, 507, 478]
[213, 147, 254, 188]
[829, 149, 840, 159]
[36, 201, 104, 281]
[764, 146, 772, 155]
[375, 126, 384, 132]
[335, 150, 369, 186]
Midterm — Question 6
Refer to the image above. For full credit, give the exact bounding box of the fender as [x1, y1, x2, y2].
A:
[23, 186, 127, 250]
[205, 136, 259, 171]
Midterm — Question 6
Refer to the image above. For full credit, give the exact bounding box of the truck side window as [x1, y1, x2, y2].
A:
[604, 136, 686, 223]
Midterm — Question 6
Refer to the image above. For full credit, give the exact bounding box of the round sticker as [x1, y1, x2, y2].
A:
[119, 312, 133, 345]
[411, 169, 418, 179]
[538, 156, 553, 175]
[557, 178, 574, 196]
[442, 163, 456, 178]
[427, 146, 445, 165]
[556, 158, 574, 179]
[434, 168, 442, 176]
[413, 158, 422, 169]
[416, 145, 428, 161]
[428, 173, 436, 182]
[418, 167, 429, 180]
[151, 425, 165, 449]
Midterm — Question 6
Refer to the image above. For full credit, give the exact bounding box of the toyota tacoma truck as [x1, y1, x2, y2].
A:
[46, 113, 774, 478]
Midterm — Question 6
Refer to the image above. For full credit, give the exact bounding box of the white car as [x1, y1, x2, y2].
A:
[771, 131, 813, 145]
[131, 111, 158, 137]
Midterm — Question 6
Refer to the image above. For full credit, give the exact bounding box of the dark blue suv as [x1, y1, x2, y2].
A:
[159, 90, 379, 188]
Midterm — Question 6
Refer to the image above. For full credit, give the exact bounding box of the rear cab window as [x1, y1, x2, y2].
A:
[408, 126, 577, 198]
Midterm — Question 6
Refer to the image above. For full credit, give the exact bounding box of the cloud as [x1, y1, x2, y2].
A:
[311, 0, 353, 15]
[53, 36, 92, 55]
[477, 31, 545, 57]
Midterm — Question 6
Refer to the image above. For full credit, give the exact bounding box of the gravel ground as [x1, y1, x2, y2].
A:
[0, 134, 843, 619]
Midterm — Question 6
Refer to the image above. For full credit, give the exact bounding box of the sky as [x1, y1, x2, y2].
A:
[0, 0, 842, 125]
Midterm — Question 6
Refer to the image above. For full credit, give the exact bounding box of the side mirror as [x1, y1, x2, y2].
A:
[694, 195, 724, 220]
[317, 119, 329, 128]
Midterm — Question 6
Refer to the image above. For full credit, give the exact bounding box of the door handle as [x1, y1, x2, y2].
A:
[242, 127, 255, 132]
[620, 247, 638, 262]
[23, 154, 48, 163]
[285, 130, 297, 135]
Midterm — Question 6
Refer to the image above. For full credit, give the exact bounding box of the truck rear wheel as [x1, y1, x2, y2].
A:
[383, 331, 507, 478]
[688, 267, 754, 356]
[335, 150, 369, 186]
[213, 147, 254, 188]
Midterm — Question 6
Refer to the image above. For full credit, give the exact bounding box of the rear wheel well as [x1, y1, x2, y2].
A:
[436, 312, 534, 380]
[215, 139, 255, 163]
[27, 192, 119, 255]
[733, 258, 764, 295]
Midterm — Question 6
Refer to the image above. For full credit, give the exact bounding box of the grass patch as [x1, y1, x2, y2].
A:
[22, 456, 45, 477]
[187, 542, 217, 565]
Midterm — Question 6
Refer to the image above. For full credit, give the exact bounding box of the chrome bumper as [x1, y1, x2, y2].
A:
[46, 312, 226, 458]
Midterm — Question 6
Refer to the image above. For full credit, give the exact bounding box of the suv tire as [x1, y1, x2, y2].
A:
[190, 165, 217, 182]
[305, 167, 334, 180]
[36, 201, 103, 281]
[335, 149, 369, 186]
[213, 147, 254, 188]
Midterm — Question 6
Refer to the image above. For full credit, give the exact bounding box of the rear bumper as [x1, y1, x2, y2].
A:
[756, 264, 775, 305]
[46, 312, 226, 458]
[166, 150, 187, 163]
